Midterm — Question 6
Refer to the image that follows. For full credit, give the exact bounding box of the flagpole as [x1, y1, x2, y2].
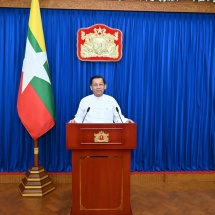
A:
[17, 0, 56, 197]
[34, 139, 39, 167]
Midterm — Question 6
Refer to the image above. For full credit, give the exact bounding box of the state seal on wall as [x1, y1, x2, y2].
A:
[77, 24, 122, 62]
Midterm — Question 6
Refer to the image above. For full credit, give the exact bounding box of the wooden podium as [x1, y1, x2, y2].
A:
[66, 123, 137, 215]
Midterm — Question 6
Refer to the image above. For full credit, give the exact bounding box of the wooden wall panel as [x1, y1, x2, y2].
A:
[0, 0, 215, 13]
[1, 172, 215, 184]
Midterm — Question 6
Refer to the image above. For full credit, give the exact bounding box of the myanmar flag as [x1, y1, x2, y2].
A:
[17, 0, 55, 140]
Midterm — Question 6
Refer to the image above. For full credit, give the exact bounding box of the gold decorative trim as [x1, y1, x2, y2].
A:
[34, 147, 39, 155]
[18, 187, 55, 197]
[29, 169, 44, 174]
[25, 175, 48, 181]
[21, 181, 51, 189]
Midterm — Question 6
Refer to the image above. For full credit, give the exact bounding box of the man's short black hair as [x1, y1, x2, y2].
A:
[90, 75, 106, 85]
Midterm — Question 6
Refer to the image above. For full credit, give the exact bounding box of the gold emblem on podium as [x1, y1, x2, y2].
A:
[94, 131, 109, 142]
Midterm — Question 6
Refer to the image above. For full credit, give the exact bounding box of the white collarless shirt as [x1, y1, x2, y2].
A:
[74, 94, 128, 123]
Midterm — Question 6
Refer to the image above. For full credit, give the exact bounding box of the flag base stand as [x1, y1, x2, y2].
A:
[18, 165, 55, 197]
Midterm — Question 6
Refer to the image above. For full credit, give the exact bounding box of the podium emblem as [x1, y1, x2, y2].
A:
[94, 131, 109, 142]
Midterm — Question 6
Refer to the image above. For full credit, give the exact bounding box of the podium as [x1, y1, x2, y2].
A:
[66, 123, 137, 215]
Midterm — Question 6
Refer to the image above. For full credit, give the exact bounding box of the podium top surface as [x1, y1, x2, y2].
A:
[66, 123, 137, 150]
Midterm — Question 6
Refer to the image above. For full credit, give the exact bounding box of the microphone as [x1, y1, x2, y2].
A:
[116, 107, 123, 123]
[82, 107, 90, 123]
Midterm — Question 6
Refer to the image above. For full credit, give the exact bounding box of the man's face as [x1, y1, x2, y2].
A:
[90, 78, 106, 97]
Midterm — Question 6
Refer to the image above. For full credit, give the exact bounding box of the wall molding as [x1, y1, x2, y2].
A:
[1, 172, 215, 184]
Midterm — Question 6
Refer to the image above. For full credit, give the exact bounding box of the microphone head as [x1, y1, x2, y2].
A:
[87, 107, 90, 112]
[116, 107, 119, 112]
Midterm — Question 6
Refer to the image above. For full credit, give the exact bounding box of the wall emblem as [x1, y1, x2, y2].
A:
[77, 24, 122, 61]
[94, 131, 109, 142]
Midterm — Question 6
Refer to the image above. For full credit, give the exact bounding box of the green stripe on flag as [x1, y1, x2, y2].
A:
[28, 28, 43, 53]
[31, 77, 56, 120]
[44, 61, 51, 81]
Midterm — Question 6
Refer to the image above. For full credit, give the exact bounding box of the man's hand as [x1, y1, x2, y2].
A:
[126, 119, 134, 123]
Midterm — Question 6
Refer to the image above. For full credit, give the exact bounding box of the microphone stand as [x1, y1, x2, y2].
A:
[116, 107, 123, 123]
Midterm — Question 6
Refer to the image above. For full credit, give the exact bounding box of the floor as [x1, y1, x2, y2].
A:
[0, 181, 215, 215]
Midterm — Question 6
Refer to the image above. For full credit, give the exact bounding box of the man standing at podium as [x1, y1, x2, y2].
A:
[69, 75, 133, 123]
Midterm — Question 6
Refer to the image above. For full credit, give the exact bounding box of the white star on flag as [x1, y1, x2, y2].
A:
[21, 38, 51, 93]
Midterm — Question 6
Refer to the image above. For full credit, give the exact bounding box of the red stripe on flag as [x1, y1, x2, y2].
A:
[17, 73, 55, 139]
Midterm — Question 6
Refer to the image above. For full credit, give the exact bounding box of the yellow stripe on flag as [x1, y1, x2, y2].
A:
[28, 0, 46, 52]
